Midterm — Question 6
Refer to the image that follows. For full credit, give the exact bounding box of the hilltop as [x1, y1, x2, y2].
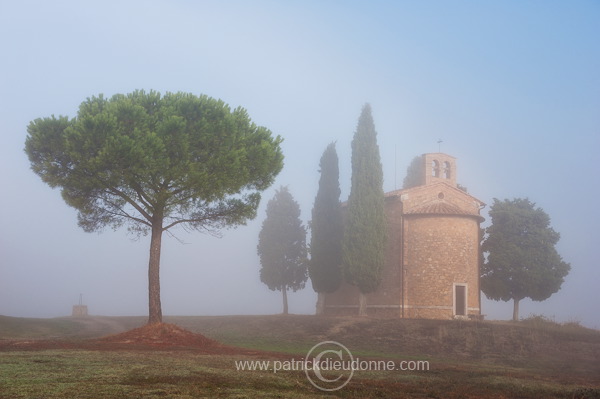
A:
[1, 314, 599, 398]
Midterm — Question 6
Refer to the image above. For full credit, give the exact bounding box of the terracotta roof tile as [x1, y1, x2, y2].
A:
[405, 201, 481, 218]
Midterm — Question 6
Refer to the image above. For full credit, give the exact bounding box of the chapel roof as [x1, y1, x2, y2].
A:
[385, 181, 485, 207]
[404, 200, 484, 220]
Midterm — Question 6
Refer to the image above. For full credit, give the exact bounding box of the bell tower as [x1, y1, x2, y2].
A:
[423, 153, 457, 187]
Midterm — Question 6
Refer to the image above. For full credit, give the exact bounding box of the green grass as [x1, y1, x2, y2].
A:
[0, 350, 319, 398]
[0, 315, 82, 339]
[211, 332, 317, 355]
[1, 315, 599, 398]
[1, 349, 598, 399]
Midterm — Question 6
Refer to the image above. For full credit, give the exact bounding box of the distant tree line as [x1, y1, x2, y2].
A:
[257, 104, 387, 315]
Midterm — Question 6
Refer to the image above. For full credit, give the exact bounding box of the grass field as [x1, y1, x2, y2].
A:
[0, 314, 599, 398]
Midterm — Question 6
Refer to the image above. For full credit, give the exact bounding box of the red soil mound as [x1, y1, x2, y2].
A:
[1, 323, 249, 353]
[95, 322, 221, 349]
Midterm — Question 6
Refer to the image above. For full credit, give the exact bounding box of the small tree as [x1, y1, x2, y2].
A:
[309, 142, 343, 314]
[481, 198, 571, 321]
[342, 104, 386, 316]
[257, 186, 308, 314]
[25, 90, 283, 324]
[402, 155, 424, 189]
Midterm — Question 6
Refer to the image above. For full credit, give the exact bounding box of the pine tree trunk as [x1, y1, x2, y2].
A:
[512, 298, 520, 322]
[358, 292, 367, 316]
[148, 218, 163, 325]
[316, 292, 325, 315]
[282, 286, 288, 315]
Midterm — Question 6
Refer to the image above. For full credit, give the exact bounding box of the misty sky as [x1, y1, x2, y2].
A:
[0, 1, 598, 328]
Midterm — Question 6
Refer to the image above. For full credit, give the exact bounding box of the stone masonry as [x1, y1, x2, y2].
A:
[324, 153, 485, 319]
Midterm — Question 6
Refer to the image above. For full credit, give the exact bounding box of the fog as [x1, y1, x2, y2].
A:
[0, 1, 598, 328]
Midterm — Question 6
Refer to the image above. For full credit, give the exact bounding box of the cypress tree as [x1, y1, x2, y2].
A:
[257, 186, 308, 314]
[342, 104, 387, 315]
[309, 142, 343, 314]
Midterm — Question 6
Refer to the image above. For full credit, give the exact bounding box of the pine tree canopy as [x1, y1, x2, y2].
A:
[25, 89, 284, 324]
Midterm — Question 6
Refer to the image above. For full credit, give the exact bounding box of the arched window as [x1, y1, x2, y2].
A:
[432, 160, 440, 177]
[443, 161, 451, 179]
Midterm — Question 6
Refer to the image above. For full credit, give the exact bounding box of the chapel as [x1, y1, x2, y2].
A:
[323, 153, 485, 319]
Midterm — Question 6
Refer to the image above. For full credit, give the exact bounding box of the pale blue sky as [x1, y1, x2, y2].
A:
[1, 1, 598, 327]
